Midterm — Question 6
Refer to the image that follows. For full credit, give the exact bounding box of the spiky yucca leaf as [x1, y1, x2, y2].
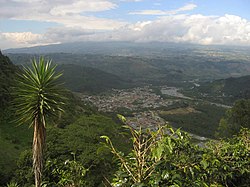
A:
[14, 57, 65, 187]
[15, 57, 64, 126]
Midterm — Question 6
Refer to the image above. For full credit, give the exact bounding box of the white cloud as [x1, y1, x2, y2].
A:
[43, 27, 98, 43]
[130, 3, 197, 15]
[0, 32, 58, 49]
[2, 32, 43, 44]
[177, 3, 197, 12]
[129, 10, 168, 16]
[50, 1, 117, 15]
[100, 14, 250, 46]
[0, 0, 124, 30]
[1, 10, 250, 49]
[120, 0, 143, 2]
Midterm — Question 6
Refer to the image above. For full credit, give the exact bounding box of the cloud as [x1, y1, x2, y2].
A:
[1, 14, 250, 49]
[129, 10, 168, 16]
[48, 14, 250, 46]
[50, 1, 117, 15]
[177, 3, 197, 12]
[118, 14, 250, 45]
[120, 0, 143, 2]
[0, 32, 57, 49]
[0, 0, 124, 30]
[129, 3, 197, 15]
[2, 32, 43, 44]
[43, 27, 98, 43]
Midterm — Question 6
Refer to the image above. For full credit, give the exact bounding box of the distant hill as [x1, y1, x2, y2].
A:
[6, 53, 186, 84]
[3, 41, 191, 55]
[57, 64, 133, 93]
[4, 42, 250, 88]
[192, 75, 250, 103]
[5, 41, 250, 83]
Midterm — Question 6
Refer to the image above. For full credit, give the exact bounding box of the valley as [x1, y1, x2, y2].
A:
[3, 43, 250, 139]
[1, 42, 250, 186]
[1, 0, 250, 185]
[77, 85, 227, 139]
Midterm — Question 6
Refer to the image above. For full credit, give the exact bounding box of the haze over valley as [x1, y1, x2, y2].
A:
[3, 41, 250, 138]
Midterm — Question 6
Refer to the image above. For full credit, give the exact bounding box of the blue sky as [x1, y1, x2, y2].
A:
[1, 0, 250, 49]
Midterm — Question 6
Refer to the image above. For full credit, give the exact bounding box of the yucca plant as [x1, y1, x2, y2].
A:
[6, 182, 19, 187]
[14, 57, 65, 187]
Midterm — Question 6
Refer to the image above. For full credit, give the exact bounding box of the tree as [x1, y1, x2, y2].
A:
[216, 99, 250, 138]
[14, 57, 64, 187]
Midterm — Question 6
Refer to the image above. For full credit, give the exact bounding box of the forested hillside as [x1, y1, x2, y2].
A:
[0, 51, 17, 107]
[202, 75, 250, 99]
[0, 54, 130, 186]
[7, 47, 250, 86]
[185, 75, 250, 104]
[0, 53, 249, 186]
[0, 52, 32, 184]
[57, 64, 132, 93]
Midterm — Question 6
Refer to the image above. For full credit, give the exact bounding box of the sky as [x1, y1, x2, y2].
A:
[0, 0, 250, 49]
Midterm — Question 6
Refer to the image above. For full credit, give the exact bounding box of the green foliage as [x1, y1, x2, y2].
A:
[101, 125, 167, 186]
[103, 124, 250, 186]
[6, 182, 19, 187]
[43, 153, 87, 187]
[2, 52, 249, 187]
[0, 53, 32, 185]
[46, 114, 130, 186]
[0, 108, 32, 186]
[0, 51, 17, 108]
[217, 99, 250, 138]
[11, 114, 130, 187]
[203, 129, 250, 186]
[12, 150, 34, 187]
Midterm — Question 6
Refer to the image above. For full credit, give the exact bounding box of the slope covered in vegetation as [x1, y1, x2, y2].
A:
[57, 64, 132, 93]
[188, 75, 250, 104]
[0, 54, 130, 186]
[0, 51, 17, 107]
[0, 53, 249, 186]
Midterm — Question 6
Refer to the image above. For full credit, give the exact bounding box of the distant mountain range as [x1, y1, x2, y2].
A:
[3, 42, 250, 95]
[4, 41, 250, 59]
[3, 42, 200, 54]
[0, 52, 132, 95]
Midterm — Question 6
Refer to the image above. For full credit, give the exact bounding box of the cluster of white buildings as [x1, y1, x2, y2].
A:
[79, 86, 175, 128]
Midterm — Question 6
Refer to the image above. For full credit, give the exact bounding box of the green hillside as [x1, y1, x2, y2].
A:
[189, 75, 250, 104]
[0, 54, 130, 186]
[218, 76, 250, 98]
[0, 52, 32, 183]
[8, 52, 250, 87]
[6, 42, 250, 84]
[1, 52, 249, 186]
[0, 51, 17, 107]
[57, 64, 133, 93]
